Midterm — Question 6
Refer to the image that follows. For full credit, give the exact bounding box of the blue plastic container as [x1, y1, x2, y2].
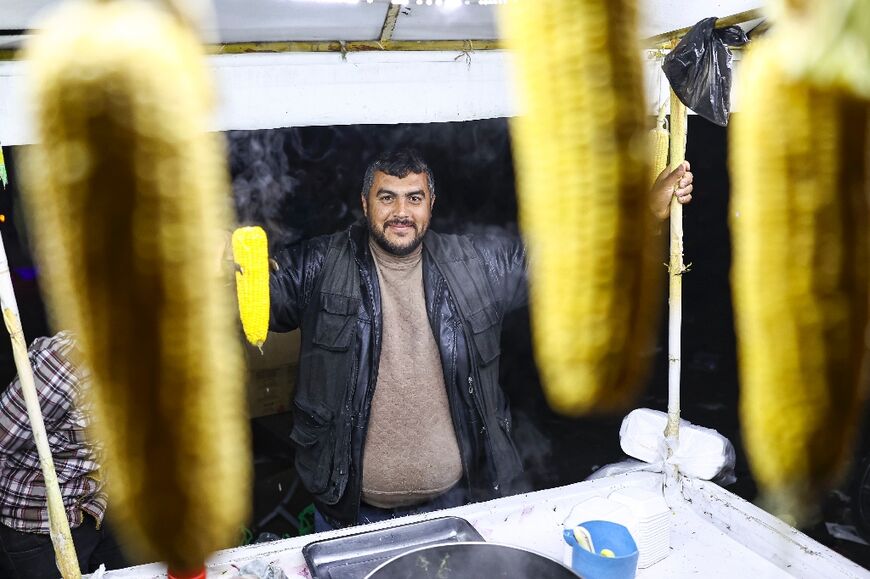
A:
[563, 520, 639, 579]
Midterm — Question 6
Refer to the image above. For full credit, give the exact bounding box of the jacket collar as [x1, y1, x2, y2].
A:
[348, 218, 371, 267]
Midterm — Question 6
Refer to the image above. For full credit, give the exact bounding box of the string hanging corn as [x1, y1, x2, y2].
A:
[730, 27, 870, 522]
[500, 0, 659, 415]
[233, 226, 270, 350]
[22, 0, 250, 571]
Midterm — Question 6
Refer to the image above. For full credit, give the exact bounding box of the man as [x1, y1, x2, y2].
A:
[269, 149, 693, 530]
[0, 332, 128, 578]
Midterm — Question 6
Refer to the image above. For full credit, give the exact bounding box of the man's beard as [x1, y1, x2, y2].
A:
[367, 218, 425, 257]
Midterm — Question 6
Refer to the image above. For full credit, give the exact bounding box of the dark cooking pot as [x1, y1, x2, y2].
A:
[365, 542, 581, 579]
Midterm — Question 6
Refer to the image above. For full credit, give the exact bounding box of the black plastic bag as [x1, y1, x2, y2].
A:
[662, 17, 749, 126]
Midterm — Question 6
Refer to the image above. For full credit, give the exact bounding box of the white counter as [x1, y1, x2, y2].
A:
[95, 471, 869, 579]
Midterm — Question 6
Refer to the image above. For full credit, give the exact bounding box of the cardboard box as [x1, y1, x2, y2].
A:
[246, 330, 300, 418]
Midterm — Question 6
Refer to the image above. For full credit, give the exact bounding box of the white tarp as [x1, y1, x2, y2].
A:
[0, 47, 742, 146]
[0, 0, 758, 145]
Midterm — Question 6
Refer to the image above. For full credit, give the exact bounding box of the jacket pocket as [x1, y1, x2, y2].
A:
[290, 400, 335, 495]
[312, 293, 359, 351]
[467, 306, 501, 365]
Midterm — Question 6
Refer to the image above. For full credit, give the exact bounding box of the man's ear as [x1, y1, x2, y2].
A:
[430, 194, 436, 210]
[361, 194, 368, 217]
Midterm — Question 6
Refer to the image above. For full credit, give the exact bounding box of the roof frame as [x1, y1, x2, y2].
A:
[642, 7, 764, 48]
[0, 6, 764, 61]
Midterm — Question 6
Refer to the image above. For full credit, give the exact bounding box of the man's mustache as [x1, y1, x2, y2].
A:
[385, 219, 416, 228]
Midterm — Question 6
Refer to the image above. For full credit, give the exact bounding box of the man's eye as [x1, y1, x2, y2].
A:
[410, 196, 422, 204]
[380, 196, 393, 203]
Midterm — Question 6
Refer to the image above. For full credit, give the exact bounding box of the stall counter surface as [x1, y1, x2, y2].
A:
[91, 471, 868, 579]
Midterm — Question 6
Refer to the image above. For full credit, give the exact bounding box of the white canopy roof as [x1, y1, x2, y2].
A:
[1, 0, 762, 46]
[0, 0, 763, 145]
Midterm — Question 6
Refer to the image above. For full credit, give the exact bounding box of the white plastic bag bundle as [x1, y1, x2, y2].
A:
[619, 408, 736, 484]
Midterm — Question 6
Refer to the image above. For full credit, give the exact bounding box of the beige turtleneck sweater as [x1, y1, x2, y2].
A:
[361, 239, 463, 508]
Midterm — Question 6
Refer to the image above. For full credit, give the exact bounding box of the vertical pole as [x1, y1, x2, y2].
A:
[0, 231, 81, 579]
[664, 90, 688, 444]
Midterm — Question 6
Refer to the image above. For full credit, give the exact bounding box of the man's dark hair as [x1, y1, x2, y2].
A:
[361, 149, 436, 199]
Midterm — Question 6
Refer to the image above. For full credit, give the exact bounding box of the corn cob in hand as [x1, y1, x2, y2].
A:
[232, 226, 270, 350]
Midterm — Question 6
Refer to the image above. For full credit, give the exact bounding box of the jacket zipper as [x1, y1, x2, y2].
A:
[352, 246, 382, 519]
[427, 250, 492, 495]
[444, 316, 472, 495]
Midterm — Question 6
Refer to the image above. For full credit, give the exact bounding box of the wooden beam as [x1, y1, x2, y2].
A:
[208, 39, 503, 56]
[642, 8, 764, 48]
[748, 19, 771, 39]
[379, 4, 402, 44]
[0, 40, 503, 61]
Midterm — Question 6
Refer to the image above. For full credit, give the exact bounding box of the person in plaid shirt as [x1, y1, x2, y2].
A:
[0, 331, 128, 578]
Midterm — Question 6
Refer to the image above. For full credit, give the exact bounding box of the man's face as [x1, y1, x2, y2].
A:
[363, 171, 434, 256]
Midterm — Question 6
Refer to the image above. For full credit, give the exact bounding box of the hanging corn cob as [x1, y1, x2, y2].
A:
[730, 6, 870, 522]
[768, 0, 870, 101]
[649, 104, 670, 185]
[22, 0, 250, 571]
[233, 226, 270, 349]
[500, 0, 658, 415]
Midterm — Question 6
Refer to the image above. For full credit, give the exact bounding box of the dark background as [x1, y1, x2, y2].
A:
[1, 116, 868, 567]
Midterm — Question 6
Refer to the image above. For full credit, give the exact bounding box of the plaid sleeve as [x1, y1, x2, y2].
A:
[0, 333, 79, 457]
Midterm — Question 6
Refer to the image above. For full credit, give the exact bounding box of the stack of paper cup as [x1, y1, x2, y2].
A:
[608, 487, 671, 568]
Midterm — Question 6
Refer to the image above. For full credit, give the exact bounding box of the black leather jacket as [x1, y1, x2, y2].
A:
[269, 220, 528, 526]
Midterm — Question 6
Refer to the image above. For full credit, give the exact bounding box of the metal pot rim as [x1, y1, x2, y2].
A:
[363, 540, 579, 579]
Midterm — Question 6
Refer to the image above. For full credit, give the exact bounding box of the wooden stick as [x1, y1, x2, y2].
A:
[379, 4, 402, 44]
[664, 90, 688, 442]
[0, 39, 505, 61]
[642, 8, 764, 48]
[0, 231, 81, 579]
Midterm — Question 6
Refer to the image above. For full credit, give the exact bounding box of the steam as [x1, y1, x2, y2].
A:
[228, 130, 303, 252]
[227, 120, 518, 252]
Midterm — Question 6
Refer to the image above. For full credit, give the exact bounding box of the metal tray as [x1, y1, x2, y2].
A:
[303, 516, 484, 579]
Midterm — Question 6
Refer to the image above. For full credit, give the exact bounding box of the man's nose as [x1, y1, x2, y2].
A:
[394, 197, 410, 216]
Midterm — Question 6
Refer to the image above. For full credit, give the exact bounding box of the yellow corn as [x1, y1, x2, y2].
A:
[649, 105, 670, 185]
[500, 0, 658, 415]
[767, 0, 870, 100]
[730, 38, 869, 523]
[233, 226, 270, 349]
[22, 0, 250, 570]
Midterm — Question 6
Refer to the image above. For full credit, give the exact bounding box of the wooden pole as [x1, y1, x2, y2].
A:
[379, 4, 402, 44]
[642, 8, 764, 48]
[0, 39, 505, 61]
[664, 90, 688, 444]
[0, 231, 81, 579]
